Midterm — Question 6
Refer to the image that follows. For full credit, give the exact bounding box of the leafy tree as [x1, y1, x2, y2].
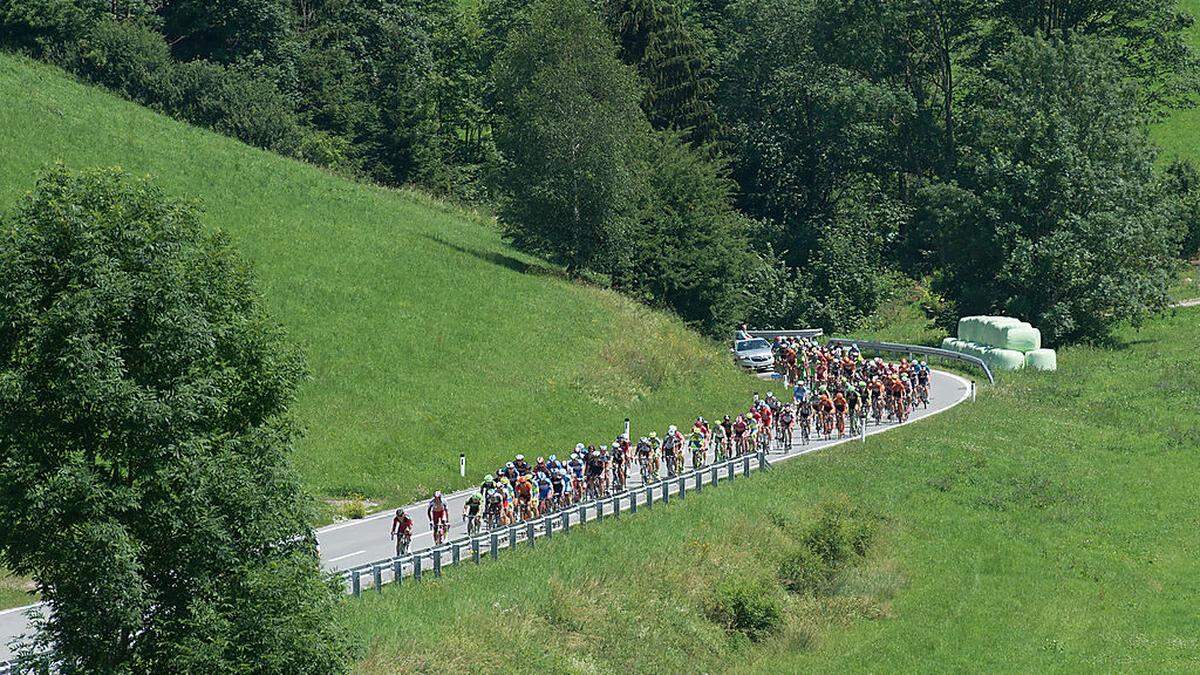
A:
[0, 166, 353, 673]
[1162, 159, 1200, 260]
[919, 36, 1181, 343]
[160, 0, 297, 64]
[492, 0, 646, 274]
[990, 0, 1199, 115]
[620, 131, 752, 334]
[607, 0, 716, 143]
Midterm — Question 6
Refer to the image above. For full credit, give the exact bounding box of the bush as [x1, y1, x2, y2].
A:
[706, 576, 783, 640]
[342, 496, 368, 520]
[75, 19, 172, 102]
[777, 544, 833, 595]
[163, 59, 302, 154]
[802, 498, 875, 568]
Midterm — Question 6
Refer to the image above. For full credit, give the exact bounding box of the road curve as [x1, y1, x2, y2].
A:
[1, 369, 972, 661]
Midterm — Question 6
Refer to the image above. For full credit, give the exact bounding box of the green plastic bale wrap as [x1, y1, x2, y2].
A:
[941, 337, 957, 351]
[981, 317, 1021, 348]
[996, 323, 1041, 352]
[984, 347, 1025, 371]
[1025, 348, 1057, 371]
[962, 316, 987, 343]
[956, 317, 977, 342]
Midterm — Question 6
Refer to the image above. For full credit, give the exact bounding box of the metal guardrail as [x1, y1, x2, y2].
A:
[746, 329, 823, 340]
[338, 450, 775, 596]
[826, 338, 994, 385]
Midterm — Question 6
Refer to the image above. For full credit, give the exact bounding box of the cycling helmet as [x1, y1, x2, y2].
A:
[501, 477, 510, 484]
[575, 443, 585, 452]
[600, 445, 608, 451]
[649, 431, 658, 438]
[570, 452, 578, 460]
[484, 474, 494, 482]
[591, 450, 599, 457]
[515, 454, 524, 461]
[434, 491, 443, 498]
[668, 425, 677, 434]
[395, 509, 404, 517]
[537, 456, 545, 463]
[549, 454, 556, 462]
[506, 462, 515, 469]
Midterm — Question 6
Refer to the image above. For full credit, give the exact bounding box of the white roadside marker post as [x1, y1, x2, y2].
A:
[459, 453, 466, 478]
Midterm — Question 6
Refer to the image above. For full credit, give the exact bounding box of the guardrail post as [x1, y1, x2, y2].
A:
[661, 480, 669, 505]
[712, 464, 719, 485]
[372, 565, 382, 592]
[393, 558, 403, 585]
[412, 555, 422, 581]
[596, 499, 604, 520]
[742, 455, 750, 476]
[433, 549, 442, 577]
[351, 570, 361, 597]
[630, 490, 638, 513]
[472, 538, 481, 564]
[611, 497, 619, 518]
[695, 469, 703, 492]
[678, 475, 686, 499]
[758, 450, 770, 470]
[508, 525, 517, 549]
[452, 542, 461, 566]
[545, 516, 553, 539]
[646, 485, 654, 508]
[527, 520, 536, 546]
[971, 380, 976, 403]
[562, 510, 570, 532]
[490, 533, 499, 560]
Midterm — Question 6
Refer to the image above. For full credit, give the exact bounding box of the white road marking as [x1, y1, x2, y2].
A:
[327, 550, 366, 563]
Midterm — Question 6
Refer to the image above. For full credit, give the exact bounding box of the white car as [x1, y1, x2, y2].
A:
[732, 338, 774, 371]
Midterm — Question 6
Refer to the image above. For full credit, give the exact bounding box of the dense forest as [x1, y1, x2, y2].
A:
[3, 0, 1198, 343]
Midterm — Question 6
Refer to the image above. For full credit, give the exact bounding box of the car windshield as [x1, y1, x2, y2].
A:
[735, 339, 770, 352]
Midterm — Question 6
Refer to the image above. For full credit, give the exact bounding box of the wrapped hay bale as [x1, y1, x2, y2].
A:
[1024, 348, 1057, 371]
[980, 317, 1021, 348]
[956, 316, 978, 342]
[984, 347, 1026, 371]
[941, 337, 957, 351]
[996, 323, 1041, 352]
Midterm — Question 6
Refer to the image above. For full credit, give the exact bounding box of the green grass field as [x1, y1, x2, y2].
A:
[1152, 0, 1200, 163]
[341, 307, 1199, 672]
[0, 52, 759, 517]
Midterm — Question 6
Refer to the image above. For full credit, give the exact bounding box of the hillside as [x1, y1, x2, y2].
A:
[1153, 0, 1200, 163]
[0, 53, 756, 513]
[342, 308, 1200, 672]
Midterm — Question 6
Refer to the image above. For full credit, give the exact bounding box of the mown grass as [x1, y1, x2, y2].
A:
[341, 309, 1200, 672]
[1171, 262, 1198, 301]
[0, 53, 758, 515]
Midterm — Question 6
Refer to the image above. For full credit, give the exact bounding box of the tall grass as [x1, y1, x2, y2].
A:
[341, 309, 1200, 672]
[0, 53, 758, 514]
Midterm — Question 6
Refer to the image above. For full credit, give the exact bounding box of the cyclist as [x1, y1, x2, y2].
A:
[568, 452, 585, 502]
[732, 414, 748, 455]
[536, 470, 553, 515]
[514, 475, 535, 520]
[832, 389, 848, 438]
[846, 385, 861, 435]
[391, 509, 414, 555]
[585, 449, 606, 498]
[688, 427, 705, 469]
[662, 426, 680, 477]
[464, 492, 483, 535]
[778, 404, 794, 447]
[428, 491, 449, 545]
[713, 420, 729, 461]
[514, 454, 532, 477]
[797, 396, 813, 443]
[610, 442, 626, 492]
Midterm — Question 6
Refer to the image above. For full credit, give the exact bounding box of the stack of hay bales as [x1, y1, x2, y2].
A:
[940, 316, 1056, 372]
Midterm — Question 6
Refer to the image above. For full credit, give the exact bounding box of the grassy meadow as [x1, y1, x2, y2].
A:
[341, 308, 1199, 672]
[0, 53, 759, 518]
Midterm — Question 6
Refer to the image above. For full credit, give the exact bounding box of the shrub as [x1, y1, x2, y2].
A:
[342, 496, 368, 520]
[802, 498, 875, 568]
[75, 19, 172, 102]
[777, 544, 833, 595]
[706, 576, 783, 641]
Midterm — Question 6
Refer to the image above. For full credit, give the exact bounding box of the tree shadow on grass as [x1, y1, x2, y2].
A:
[420, 233, 569, 280]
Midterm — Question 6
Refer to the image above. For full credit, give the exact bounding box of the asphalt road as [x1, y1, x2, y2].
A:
[0, 369, 971, 662]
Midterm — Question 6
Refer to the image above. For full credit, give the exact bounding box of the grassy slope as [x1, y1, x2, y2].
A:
[341, 308, 1199, 672]
[1153, 0, 1200, 162]
[0, 52, 757, 514]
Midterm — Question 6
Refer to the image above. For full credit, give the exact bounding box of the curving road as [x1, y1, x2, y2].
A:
[1, 369, 972, 661]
